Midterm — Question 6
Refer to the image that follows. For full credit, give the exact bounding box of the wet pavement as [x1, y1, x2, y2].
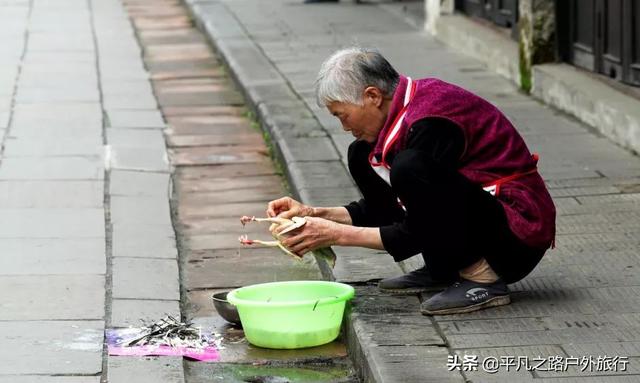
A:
[124, 0, 358, 381]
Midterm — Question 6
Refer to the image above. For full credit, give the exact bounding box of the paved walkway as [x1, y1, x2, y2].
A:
[2, 0, 640, 381]
[187, 0, 640, 381]
[0, 0, 179, 381]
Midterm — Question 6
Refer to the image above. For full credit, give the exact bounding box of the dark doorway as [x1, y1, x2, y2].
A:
[562, 0, 640, 87]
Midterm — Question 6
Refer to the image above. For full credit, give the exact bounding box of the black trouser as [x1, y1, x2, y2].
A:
[348, 140, 544, 284]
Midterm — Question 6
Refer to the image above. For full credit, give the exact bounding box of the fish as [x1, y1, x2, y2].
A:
[238, 215, 336, 268]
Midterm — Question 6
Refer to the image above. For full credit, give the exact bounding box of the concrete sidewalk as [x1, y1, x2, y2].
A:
[187, 0, 640, 381]
[0, 0, 179, 381]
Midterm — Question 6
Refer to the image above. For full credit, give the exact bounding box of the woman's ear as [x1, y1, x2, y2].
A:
[363, 87, 384, 107]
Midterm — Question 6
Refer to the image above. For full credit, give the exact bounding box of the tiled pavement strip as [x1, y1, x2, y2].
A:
[185, 0, 640, 382]
[124, 0, 358, 382]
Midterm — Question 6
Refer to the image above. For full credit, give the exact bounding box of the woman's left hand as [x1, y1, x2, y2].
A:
[278, 217, 342, 256]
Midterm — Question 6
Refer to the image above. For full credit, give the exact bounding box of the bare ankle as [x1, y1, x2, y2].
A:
[459, 258, 499, 283]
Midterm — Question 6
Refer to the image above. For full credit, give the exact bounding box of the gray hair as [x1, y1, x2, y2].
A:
[315, 47, 399, 107]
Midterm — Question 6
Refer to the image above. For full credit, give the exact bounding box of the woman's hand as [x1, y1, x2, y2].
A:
[266, 197, 314, 220]
[279, 217, 343, 256]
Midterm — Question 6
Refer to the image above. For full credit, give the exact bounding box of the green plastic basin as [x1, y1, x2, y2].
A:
[226, 281, 355, 349]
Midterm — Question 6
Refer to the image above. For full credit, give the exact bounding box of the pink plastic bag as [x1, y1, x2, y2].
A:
[106, 328, 219, 362]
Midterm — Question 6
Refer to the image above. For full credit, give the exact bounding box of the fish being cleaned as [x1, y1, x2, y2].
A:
[238, 215, 336, 268]
[238, 215, 306, 259]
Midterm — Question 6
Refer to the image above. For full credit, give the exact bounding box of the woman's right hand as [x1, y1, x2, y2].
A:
[266, 197, 314, 220]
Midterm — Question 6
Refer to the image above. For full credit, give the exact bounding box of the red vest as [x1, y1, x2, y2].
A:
[373, 76, 556, 250]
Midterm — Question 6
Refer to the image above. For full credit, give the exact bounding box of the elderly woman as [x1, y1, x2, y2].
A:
[267, 47, 556, 315]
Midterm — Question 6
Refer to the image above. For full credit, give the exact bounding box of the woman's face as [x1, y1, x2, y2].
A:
[327, 87, 388, 144]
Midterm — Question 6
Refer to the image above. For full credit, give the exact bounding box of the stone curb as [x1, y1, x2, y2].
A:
[183, 1, 445, 382]
[434, 13, 521, 86]
[532, 63, 640, 156]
